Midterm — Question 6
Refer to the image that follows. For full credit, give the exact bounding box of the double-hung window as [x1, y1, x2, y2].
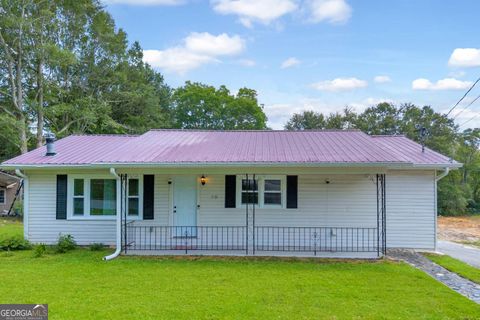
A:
[236, 175, 285, 208]
[73, 179, 84, 215]
[68, 176, 117, 219]
[128, 178, 140, 216]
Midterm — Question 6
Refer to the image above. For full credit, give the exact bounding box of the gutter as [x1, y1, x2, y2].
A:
[14, 170, 28, 240]
[435, 167, 450, 182]
[103, 168, 122, 261]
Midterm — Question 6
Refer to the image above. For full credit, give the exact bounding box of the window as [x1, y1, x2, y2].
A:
[73, 179, 84, 215]
[0, 189, 5, 204]
[241, 178, 258, 205]
[90, 179, 116, 216]
[128, 179, 139, 216]
[236, 175, 285, 208]
[68, 175, 143, 219]
[264, 179, 282, 205]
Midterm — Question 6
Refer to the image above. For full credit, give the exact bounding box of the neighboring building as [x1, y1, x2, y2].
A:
[0, 130, 460, 258]
[0, 171, 21, 215]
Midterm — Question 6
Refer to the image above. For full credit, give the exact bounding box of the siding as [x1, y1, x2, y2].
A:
[0, 186, 17, 213]
[25, 170, 436, 249]
[386, 170, 435, 249]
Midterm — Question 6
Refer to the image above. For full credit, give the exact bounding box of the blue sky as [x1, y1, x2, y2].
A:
[104, 0, 480, 129]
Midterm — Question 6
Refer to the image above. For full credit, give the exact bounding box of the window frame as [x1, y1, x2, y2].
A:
[127, 176, 143, 218]
[0, 188, 5, 205]
[235, 175, 286, 209]
[67, 175, 144, 220]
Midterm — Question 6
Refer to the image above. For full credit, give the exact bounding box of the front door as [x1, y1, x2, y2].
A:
[173, 176, 197, 237]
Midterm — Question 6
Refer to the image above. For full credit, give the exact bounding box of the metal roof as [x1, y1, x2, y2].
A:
[1, 130, 459, 168]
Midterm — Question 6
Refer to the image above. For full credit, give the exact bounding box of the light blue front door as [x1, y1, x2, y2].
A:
[173, 176, 197, 237]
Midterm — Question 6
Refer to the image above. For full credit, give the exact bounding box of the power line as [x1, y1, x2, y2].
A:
[446, 76, 480, 116]
[458, 109, 480, 128]
[453, 92, 480, 120]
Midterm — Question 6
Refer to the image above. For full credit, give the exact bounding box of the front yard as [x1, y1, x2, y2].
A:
[0, 219, 479, 319]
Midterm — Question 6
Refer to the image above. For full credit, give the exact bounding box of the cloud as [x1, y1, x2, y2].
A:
[104, 0, 184, 5]
[306, 0, 352, 24]
[281, 57, 301, 69]
[373, 75, 391, 83]
[448, 48, 480, 67]
[311, 77, 367, 91]
[184, 32, 245, 56]
[143, 32, 245, 74]
[211, 0, 298, 27]
[238, 59, 256, 67]
[412, 78, 472, 90]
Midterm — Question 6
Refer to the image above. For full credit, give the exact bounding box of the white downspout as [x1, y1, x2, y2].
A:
[103, 168, 122, 261]
[434, 167, 449, 252]
[15, 169, 28, 240]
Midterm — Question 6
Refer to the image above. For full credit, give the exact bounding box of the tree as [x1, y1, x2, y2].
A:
[171, 82, 267, 130]
[285, 111, 326, 130]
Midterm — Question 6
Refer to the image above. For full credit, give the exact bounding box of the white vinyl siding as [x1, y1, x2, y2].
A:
[386, 170, 435, 249]
[24, 169, 436, 250]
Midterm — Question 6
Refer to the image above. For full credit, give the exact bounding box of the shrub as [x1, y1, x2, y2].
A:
[33, 243, 47, 257]
[90, 243, 105, 251]
[0, 236, 31, 251]
[55, 234, 77, 253]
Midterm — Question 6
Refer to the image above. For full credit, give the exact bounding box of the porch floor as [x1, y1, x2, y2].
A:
[123, 249, 379, 259]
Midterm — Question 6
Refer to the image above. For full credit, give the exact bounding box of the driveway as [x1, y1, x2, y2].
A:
[437, 240, 480, 268]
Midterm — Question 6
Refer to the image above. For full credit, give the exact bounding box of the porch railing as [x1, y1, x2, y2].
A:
[124, 224, 380, 255]
[125, 225, 247, 253]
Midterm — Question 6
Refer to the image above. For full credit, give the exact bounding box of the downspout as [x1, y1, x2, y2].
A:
[103, 168, 121, 261]
[434, 167, 449, 252]
[15, 169, 28, 240]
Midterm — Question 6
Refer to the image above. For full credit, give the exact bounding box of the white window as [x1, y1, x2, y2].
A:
[68, 175, 142, 219]
[128, 178, 140, 216]
[236, 175, 286, 208]
[0, 189, 5, 205]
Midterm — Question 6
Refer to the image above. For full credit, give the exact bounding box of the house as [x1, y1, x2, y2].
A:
[0, 129, 460, 259]
[0, 171, 21, 215]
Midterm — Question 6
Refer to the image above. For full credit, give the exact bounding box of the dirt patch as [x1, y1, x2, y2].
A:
[438, 216, 480, 244]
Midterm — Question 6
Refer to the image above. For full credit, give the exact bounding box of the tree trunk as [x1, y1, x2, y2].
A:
[36, 59, 44, 147]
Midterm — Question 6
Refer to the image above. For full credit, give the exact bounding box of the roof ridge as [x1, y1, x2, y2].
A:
[68, 133, 140, 137]
[371, 134, 405, 138]
[147, 129, 362, 133]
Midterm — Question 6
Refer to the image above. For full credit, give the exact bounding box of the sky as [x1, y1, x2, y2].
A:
[104, 0, 480, 129]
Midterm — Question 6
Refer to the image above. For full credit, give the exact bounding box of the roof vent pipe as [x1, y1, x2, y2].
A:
[45, 134, 56, 156]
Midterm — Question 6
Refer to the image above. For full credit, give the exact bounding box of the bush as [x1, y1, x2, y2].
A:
[55, 234, 76, 253]
[90, 243, 105, 251]
[0, 236, 31, 251]
[33, 243, 47, 257]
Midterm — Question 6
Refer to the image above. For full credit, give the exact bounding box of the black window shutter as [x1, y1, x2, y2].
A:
[286, 175, 298, 209]
[143, 175, 154, 220]
[225, 175, 236, 208]
[56, 175, 68, 219]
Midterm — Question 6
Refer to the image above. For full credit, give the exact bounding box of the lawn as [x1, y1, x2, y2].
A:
[0, 217, 23, 240]
[424, 253, 480, 284]
[0, 222, 479, 319]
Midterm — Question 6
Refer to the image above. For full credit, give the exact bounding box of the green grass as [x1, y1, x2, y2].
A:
[0, 222, 479, 319]
[0, 216, 23, 240]
[424, 253, 480, 284]
[0, 251, 479, 319]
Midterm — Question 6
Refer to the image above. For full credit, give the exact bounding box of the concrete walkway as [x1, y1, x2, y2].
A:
[388, 249, 480, 304]
[438, 240, 480, 268]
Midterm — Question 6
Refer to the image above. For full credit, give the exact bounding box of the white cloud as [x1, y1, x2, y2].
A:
[448, 48, 480, 67]
[281, 57, 301, 69]
[412, 78, 472, 90]
[143, 32, 245, 74]
[238, 59, 256, 67]
[311, 77, 367, 91]
[185, 32, 245, 56]
[104, 0, 184, 5]
[306, 0, 352, 24]
[211, 0, 298, 27]
[373, 75, 391, 83]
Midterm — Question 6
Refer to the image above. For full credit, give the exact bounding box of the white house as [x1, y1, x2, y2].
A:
[1, 130, 460, 259]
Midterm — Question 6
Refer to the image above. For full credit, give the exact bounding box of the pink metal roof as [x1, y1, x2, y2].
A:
[2, 130, 458, 167]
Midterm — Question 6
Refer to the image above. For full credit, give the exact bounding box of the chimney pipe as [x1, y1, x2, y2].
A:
[45, 134, 56, 156]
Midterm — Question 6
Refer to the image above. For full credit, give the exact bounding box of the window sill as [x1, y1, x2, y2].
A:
[67, 216, 144, 221]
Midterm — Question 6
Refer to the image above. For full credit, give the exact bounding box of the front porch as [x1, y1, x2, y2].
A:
[117, 173, 387, 258]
